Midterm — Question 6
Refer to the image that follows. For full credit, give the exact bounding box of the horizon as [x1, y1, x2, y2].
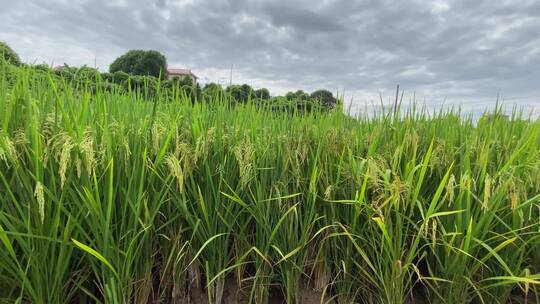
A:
[2, 0, 539, 116]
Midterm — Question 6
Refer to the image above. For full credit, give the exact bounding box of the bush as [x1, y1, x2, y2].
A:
[77, 66, 100, 81]
[0, 42, 22, 66]
[54, 65, 79, 81]
[101, 72, 114, 83]
[32, 64, 52, 72]
[112, 71, 130, 84]
[126, 75, 158, 97]
[168, 75, 193, 88]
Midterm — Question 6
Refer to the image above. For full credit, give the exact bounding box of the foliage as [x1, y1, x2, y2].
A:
[285, 90, 309, 101]
[226, 84, 254, 102]
[202, 82, 224, 100]
[32, 64, 52, 72]
[112, 70, 130, 84]
[310, 89, 337, 108]
[0, 63, 539, 303]
[77, 66, 100, 80]
[0, 42, 22, 66]
[125, 75, 158, 97]
[109, 49, 168, 79]
[53, 64, 80, 80]
[169, 75, 193, 87]
[254, 88, 270, 100]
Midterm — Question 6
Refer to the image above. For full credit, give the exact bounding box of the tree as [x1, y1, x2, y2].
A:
[112, 71, 130, 84]
[126, 75, 158, 96]
[226, 84, 253, 102]
[0, 42, 22, 66]
[310, 89, 337, 109]
[54, 64, 79, 81]
[110, 50, 167, 79]
[202, 83, 224, 102]
[286, 90, 309, 101]
[254, 88, 270, 100]
[77, 66, 100, 80]
[170, 75, 193, 88]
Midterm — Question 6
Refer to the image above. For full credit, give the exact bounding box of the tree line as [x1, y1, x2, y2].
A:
[1, 43, 338, 111]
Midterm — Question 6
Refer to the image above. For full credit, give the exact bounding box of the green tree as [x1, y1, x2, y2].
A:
[77, 66, 100, 80]
[226, 84, 253, 102]
[203, 82, 222, 94]
[0, 42, 22, 66]
[202, 83, 224, 102]
[110, 50, 167, 79]
[310, 89, 337, 109]
[126, 75, 158, 96]
[170, 75, 193, 88]
[254, 88, 270, 100]
[54, 64, 79, 81]
[285, 90, 309, 101]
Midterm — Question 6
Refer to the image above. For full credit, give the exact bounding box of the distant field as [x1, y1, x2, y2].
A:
[0, 63, 539, 304]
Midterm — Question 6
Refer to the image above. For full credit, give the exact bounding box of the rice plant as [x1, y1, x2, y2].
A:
[0, 61, 539, 303]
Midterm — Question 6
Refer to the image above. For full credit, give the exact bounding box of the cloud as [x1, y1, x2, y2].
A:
[1, 0, 539, 114]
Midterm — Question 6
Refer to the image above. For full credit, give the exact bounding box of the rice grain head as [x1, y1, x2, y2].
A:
[75, 157, 82, 178]
[233, 137, 254, 188]
[165, 154, 184, 193]
[34, 181, 45, 224]
[13, 129, 29, 146]
[482, 174, 492, 212]
[509, 180, 519, 210]
[447, 174, 456, 205]
[59, 137, 74, 189]
[80, 130, 96, 175]
[0, 135, 17, 165]
[324, 185, 334, 200]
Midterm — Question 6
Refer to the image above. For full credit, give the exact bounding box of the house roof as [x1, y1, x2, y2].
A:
[168, 68, 198, 79]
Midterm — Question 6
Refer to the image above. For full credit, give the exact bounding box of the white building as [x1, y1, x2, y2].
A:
[167, 68, 198, 83]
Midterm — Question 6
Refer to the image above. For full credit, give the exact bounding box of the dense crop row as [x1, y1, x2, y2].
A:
[0, 64, 539, 303]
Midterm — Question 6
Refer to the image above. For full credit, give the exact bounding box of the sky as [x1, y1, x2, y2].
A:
[1, 0, 540, 116]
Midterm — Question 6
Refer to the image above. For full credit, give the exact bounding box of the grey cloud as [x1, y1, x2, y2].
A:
[0, 0, 539, 114]
[263, 3, 344, 32]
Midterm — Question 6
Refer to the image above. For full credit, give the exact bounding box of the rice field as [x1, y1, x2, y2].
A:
[0, 63, 539, 304]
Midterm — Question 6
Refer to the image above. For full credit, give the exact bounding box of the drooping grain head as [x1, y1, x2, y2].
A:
[34, 181, 45, 224]
[165, 153, 184, 193]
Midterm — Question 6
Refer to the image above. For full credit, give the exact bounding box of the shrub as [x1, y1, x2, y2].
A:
[0, 42, 22, 66]
[112, 71, 130, 84]
[101, 72, 114, 83]
[32, 64, 52, 72]
[77, 66, 100, 81]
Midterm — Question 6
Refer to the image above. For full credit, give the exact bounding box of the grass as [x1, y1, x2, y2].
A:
[0, 62, 539, 304]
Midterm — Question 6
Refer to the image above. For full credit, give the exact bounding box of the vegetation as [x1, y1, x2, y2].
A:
[109, 49, 168, 79]
[310, 89, 337, 108]
[0, 42, 338, 111]
[1, 51, 540, 304]
[0, 42, 22, 66]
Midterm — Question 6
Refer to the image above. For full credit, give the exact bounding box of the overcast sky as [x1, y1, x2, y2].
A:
[1, 0, 539, 115]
